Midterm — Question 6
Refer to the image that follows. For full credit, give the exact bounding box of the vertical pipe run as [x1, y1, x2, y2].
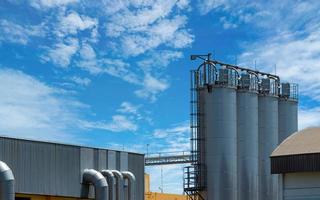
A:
[112, 170, 124, 200]
[122, 171, 136, 200]
[0, 161, 14, 200]
[101, 170, 116, 200]
[82, 169, 108, 200]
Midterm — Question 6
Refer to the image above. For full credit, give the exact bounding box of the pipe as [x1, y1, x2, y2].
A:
[82, 169, 108, 200]
[122, 171, 136, 200]
[111, 170, 124, 200]
[0, 161, 14, 200]
[101, 170, 116, 200]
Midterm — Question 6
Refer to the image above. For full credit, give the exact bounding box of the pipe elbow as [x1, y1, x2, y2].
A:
[101, 170, 116, 185]
[101, 170, 116, 200]
[121, 171, 136, 183]
[83, 169, 108, 200]
[122, 171, 136, 200]
[0, 161, 15, 200]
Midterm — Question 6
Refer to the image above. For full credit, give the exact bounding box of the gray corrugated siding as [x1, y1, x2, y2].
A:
[0, 137, 144, 200]
[283, 172, 320, 200]
[271, 154, 320, 174]
[128, 153, 145, 200]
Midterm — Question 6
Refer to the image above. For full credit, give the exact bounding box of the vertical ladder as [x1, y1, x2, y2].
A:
[184, 70, 204, 200]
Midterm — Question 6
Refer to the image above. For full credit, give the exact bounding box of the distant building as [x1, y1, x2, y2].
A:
[271, 127, 320, 200]
[145, 174, 187, 200]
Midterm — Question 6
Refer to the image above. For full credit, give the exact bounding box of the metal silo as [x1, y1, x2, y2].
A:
[258, 88, 279, 200]
[201, 70, 237, 200]
[237, 75, 259, 200]
[278, 83, 298, 143]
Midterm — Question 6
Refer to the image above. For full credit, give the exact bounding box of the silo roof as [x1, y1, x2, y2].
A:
[271, 127, 320, 157]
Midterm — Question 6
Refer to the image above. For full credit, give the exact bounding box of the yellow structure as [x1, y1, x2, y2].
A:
[16, 194, 75, 200]
[145, 174, 187, 200]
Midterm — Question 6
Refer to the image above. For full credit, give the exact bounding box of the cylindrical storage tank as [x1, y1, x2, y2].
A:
[237, 90, 259, 200]
[200, 85, 237, 200]
[258, 95, 279, 200]
[278, 98, 298, 144]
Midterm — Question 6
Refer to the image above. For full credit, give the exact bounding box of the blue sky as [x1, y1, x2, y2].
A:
[1, 0, 320, 194]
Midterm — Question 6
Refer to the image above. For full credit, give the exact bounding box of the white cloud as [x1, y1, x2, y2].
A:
[135, 74, 169, 102]
[29, 0, 78, 9]
[117, 102, 140, 115]
[0, 68, 140, 142]
[69, 76, 91, 86]
[0, 19, 45, 45]
[137, 50, 183, 72]
[299, 107, 320, 130]
[0, 68, 85, 140]
[197, 0, 231, 14]
[56, 11, 98, 37]
[43, 37, 79, 67]
[119, 15, 193, 56]
[106, 1, 194, 56]
[152, 122, 190, 152]
[239, 26, 320, 101]
[220, 16, 237, 29]
[81, 115, 138, 132]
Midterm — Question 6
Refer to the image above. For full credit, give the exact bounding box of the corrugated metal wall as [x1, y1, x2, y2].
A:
[0, 137, 144, 200]
[283, 172, 320, 200]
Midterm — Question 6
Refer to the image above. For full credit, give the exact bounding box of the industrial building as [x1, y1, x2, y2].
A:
[1, 53, 314, 200]
[184, 54, 298, 200]
[0, 136, 144, 200]
[271, 127, 320, 200]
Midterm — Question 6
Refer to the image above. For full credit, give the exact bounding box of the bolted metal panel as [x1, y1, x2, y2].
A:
[108, 150, 117, 169]
[128, 153, 145, 200]
[237, 90, 259, 200]
[278, 99, 298, 144]
[201, 86, 237, 200]
[258, 95, 279, 200]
